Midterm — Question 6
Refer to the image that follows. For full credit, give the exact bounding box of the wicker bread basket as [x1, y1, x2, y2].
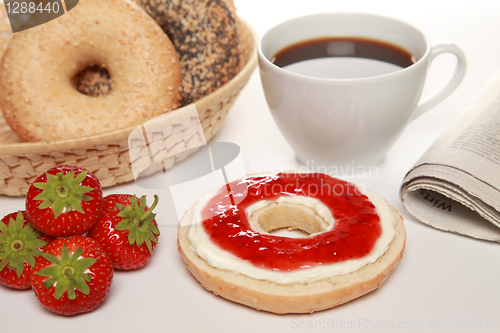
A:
[0, 17, 258, 196]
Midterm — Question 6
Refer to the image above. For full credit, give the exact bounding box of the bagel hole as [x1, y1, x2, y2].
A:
[252, 204, 327, 238]
[269, 228, 310, 238]
[72, 65, 111, 97]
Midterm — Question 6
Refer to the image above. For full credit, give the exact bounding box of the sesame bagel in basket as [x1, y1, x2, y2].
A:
[178, 173, 406, 313]
[0, 0, 182, 142]
[0, 0, 257, 196]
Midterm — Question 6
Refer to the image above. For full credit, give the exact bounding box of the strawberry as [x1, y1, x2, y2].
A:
[31, 235, 113, 316]
[26, 165, 103, 237]
[0, 211, 54, 289]
[88, 194, 160, 270]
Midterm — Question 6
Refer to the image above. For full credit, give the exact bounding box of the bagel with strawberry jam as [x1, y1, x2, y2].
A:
[178, 173, 406, 313]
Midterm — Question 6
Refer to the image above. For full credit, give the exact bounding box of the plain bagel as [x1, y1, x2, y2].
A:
[178, 173, 406, 314]
[0, 0, 182, 142]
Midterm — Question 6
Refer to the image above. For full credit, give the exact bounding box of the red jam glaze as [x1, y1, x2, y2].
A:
[201, 173, 381, 271]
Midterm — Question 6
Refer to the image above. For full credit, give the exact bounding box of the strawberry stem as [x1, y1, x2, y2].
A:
[62, 266, 76, 283]
[132, 217, 142, 227]
[11, 240, 23, 252]
[139, 195, 159, 221]
[56, 186, 69, 198]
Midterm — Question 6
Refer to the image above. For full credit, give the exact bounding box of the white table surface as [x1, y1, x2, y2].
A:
[2, 0, 500, 332]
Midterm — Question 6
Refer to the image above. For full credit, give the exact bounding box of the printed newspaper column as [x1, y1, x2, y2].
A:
[401, 73, 500, 242]
[128, 104, 246, 225]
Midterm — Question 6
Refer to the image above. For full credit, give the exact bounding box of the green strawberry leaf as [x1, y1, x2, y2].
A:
[74, 257, 96, 271]
[0, 221, 9, 235]
[23, 224, 38, 238]
[145, 238, 153, 254]
[8, 220, 17, 235]
[55, 280, 67, 300]
[114, 219, 129, 230]
[82, 273, 92, 283]
[149, 223, 160, 235]
[46, 173, 59, 184]
[74, 276, 90, 296]
[70, 247, 83, 260]
[30, 239, 48, 249]
[139, 195, 147, 209]
[13, 260, 24, 278]
[61, 244, 70, 261]
[25, 255, 36, 268]
[33, 182, 51, 190]
[52, 200, 65, 219]
[13, 215, 23, 233]
[128, 228, 137, 246]
[0, 258, 8, 272]
[67, 197, 85, 214]
[72, 186, 94, 195]
[43, 276, 57, 289]
[40, 252, 61, 265]
[36, 265, 59, 277]
[66, 287, 76, 300]
[70, 170, 87, 186]
[36, 199, 54, 210]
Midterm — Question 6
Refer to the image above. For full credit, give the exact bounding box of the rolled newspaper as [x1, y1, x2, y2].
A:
[401, 74, 500, 242]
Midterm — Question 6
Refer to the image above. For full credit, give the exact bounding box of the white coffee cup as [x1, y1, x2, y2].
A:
[258, 13, 466, 168]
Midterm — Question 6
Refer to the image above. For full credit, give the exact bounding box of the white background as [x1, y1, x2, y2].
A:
[1, 0, 500, 332]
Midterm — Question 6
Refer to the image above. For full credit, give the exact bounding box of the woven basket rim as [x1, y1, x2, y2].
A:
[0, 18, 258, 155]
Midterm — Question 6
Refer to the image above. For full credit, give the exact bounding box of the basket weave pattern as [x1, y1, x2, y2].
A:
[0, 18, 257, 196]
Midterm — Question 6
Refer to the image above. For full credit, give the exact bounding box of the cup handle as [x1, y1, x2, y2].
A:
[411, 42, 467, 121]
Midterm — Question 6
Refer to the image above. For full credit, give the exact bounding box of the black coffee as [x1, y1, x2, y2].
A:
[271, 37, 415, 79]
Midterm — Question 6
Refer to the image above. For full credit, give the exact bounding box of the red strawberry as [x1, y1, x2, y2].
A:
[31, 235, 113, 316]
[0, 211, 54, 289]
[26, 165, 103, 237]
[88, 194, 160, 270]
